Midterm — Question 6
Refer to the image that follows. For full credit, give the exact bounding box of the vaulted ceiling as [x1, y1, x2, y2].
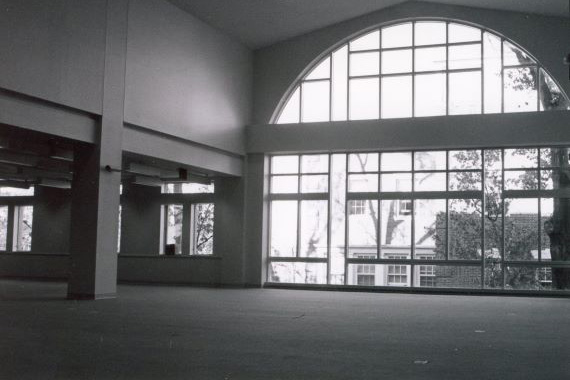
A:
[168, 0, 569, 49]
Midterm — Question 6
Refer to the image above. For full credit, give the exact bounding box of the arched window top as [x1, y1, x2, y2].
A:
[274, 20, 569, 124]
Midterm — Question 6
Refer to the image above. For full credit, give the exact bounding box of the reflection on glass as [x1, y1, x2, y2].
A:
[300, 201, 328, 258]
[332, 46, 348, 121]
[448, 23, 481, 43]
[504, 198, 538, 261]
[381, 200, 412, 252]
[270, 262, 327, 284]
[349, 153, 378, 172]
[382, 49, 412, 74]
[504, 170, 538, 190]
[449, 150, 482, 169]
[539, 68, 570, 111]
[302, 81, 330, 122]
[382, 23, 412, 48]
[348, 174, 378, 192]
[449, 172, 482, 191]
[505, 266, 551, 290]
[381, 75, 412, 118]
[277, 87, 300, 124]
[381, 173, 412, 192]
[504, 67, 538, 113]
[414, 22, 446, 46]
[414, 47, 446, 72]
[504, 148, 538, 168]
[483, 32, 502, 114]
[301, 154, 329, 173]
[414, 172, 446, 191]
[449, 199, 481, 260]
[301, 175, 328, 193]
[381, 152, 412, 171]
[349, 78, 379, 120]
[270, 201, 297, 257]
[415, 73, 446, 116]
[414, 199, 446, 259]
[448, 44, 481, 70]
[271, 176, 298, 194]
[350, 52, 379, 76]
[350, 30, 380, 51]
[449, 71, 481, 115]
[272, 155, 299, 174]
[305, 57, 330, 80]
[414, 151, 446, 171]
[484, 174, 503, 265]
[348, 200, 378, 258]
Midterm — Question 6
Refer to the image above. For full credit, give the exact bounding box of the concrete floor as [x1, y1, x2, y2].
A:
[0, 280, 569, 380]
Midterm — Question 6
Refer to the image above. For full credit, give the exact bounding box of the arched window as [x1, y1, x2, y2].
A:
[274, 20, 569, 124]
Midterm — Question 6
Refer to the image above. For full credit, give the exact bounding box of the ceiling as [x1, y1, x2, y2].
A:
[168, 0, 569, 49]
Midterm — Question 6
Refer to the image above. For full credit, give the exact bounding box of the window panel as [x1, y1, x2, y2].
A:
[381, 152, 412, 172]
[348, 153, 378, 172]
[350, 30, 380, 51]
[270, 262, 327, 284]
[483, 32, 502, 114]
[503, 41, 535, 66]
[449, 199, 482, 260]
[347, 264, 411, 287]
[504, 148, 538, 168]
[0, 187, 34, 196]
[539, 68, 570, 111]
[449, 172, 482, 191]
[381, 23, 412, 48]
[414, 199, 446, 259]
[381, 200, 412, 252]
[162, 204, 183, 255]
[270, 201, 298, 257]
[350, 51, 379, 76]
[414, 47, 446, 72]
[381, 49, 412, 74]
[449, 150, 482, 169]
[191, 203, 214, 255]
[448, 44, 481, 70]
[449, 71, 481, 115]
[277, 86, 300, 124]
[348, 174, 378, 192]
[301, 154, 329, 173]
[504, 198, 539, 261]
[271, 175, 298, 194]
[332, 46, 348, 121]
[415, 73, 446, 116]
[349, 78, 379, 120]
[272, 155, 299, 174]
[301, 81, 330, 122]
[162, 183, 215, 194]
[381, 75, 412, 118]
[348, 200, 378, 258]
[330, 154, 347, 284]
[305, 57, 330, 80]
[13, 206, 33, 252]
[414, 172, 446, 191]
[448, 23, 481, 43]
[301, 175, 328, 193]
[414, 22, 446, 46]
[300, 201, 328, 258]
[505, 266, 552, 290]
[505, 170, 538, 190]
[540, 198, 554, 261]
[0, 206, 7, 251]
[504, 67, 538, 113]
[414, 151, 446, 171]
[415, 265, 482, 288]
[381, 173, 412, 192]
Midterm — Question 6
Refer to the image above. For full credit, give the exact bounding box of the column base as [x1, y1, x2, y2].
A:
[67, 292, 116, 300]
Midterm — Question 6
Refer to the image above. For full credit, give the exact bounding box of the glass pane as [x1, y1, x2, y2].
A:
[449, 71, 481, 115]
[540, 69, 570, 111]
[483, 32, 502, 114]
[414, 151, 446, 171]
[414, 172, 446, 191]
[269, 262, 327, 284]
[504, 67, 538, 113]
[332, 46, 348, 121]
[381, 173, 412, 192]
[300, 200, 328, 258]
[414, 22, 446, 46]
[449, 199, 482, 260]
[448, 23, 481, 43]
[381, 49, 412, 74]
[415, 265, 482, 289]
[301, 81, 330, 122]
[415, 73, 446, 117]
[414, 199, 446, 259]
[381, 152, 412, 172]
[382, 23, 412, 48]
[414, 47, 446, 72]
[162, 183, 215, 194]
[0, 206, 7, 250]
[301, 175, 328, 193]
[330, 154, 347, 284]
[349, 78, 379, 120]
[350, 52, 379, 76]
[449, 150, 482, 169]
[504, 148, 538, 168]
[484, 149, 502, 171]
[305, 57, 330, 80]
[348, 200, 378, 258]
[348, 174, 378, 192]
[270, 201, 297, 257]
[271, 175, 298, 193]
[540, 170, 556, 190]
[448, 44, 481, 70]
[277, 86, 300, 124]
[13, 206, 33, 252]
[381, 199, 412, 253]
[301, 154, 329, 173]
[350, 30, 380, 51]
[485, 158, 503, 263]
[505, 266, 552, 291]
[349, 153, 378, 172]
[347, 264, 411, 287]
[381, 75, 412, 118]
[0, 187, 34, 196]
[164, 204, 183, 255]
[192, 203, 214, 255]
[505, 170, 538, 190]
[503, 41, 535, 66]
[272, 155, 298, 174]
[504, 198, 538, 261]
[449, 172, 482, 191]
[540, 197, 554, 261]
[540, 147, 570, 167]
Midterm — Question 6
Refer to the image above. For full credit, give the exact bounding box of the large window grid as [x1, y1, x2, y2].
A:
[275, 20, 569, 124]
[0, 191, 34, 253]
[268, 148, 570, 291]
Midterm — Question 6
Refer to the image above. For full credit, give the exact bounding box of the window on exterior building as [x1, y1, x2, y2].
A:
[275, 20, 569, 124]
[13, 205, 33, 252]
[387, 255, 408, 285]
[191, 203, 214, 255]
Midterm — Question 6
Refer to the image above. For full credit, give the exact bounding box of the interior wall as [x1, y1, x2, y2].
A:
[124, 0, 252, 155]
[32, 187, 71, 254]
[120, 183, 161, 255]
[253, 1, 570, 125]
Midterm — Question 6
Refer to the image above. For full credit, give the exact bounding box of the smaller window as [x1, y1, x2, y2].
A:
[0, 186, 34, 197]
[160, 204, 183, 255]
[13, 205, 33, 252]
[161, 183, 214, 194]
[191, 203, 214, 255]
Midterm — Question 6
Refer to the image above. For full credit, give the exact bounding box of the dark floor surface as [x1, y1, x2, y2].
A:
[0, 279, 569, 380]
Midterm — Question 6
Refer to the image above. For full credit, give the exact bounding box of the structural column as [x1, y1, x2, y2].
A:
[67, 0, 128, 299]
